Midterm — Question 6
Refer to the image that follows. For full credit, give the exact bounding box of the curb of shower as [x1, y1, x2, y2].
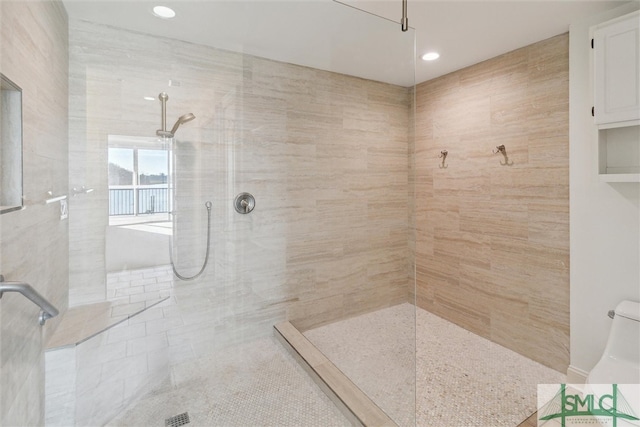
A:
[274, 322, 397, 427]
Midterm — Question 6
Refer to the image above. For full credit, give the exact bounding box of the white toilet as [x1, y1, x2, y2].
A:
[587, 300, 640, 385]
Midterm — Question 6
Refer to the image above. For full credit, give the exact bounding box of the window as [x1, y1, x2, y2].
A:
[108, 136, 170, 224]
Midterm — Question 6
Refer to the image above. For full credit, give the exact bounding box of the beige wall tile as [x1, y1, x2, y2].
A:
[69, 20, 411, 339]
[413, 33, 570, 372]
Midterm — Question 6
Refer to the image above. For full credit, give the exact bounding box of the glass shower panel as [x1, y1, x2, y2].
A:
[270, 5, 416, 426]
[63, 1, 415, 425]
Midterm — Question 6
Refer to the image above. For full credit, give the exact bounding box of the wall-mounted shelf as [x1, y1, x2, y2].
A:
[599, 173, 640, 183]
[597, 126, 640, 182]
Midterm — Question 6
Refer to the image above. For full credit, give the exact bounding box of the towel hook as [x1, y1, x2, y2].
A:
[438, 150, 448, 169]
[492, 145, 513, 166]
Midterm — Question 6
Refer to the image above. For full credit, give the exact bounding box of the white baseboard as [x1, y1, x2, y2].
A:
[567, 365, 589, 383]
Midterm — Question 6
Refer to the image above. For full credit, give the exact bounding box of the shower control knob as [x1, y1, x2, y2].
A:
[234, 193, 255, 214]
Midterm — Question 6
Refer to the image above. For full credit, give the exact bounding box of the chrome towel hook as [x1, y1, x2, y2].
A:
[438, 150, 448, 169]
[493, 144, 513, 166]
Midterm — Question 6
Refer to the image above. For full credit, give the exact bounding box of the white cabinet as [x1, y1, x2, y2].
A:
[592, 11, 640, 182]
[593, 10, 640, 125]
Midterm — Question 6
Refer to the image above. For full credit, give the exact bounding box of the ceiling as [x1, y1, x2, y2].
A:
[63, 0, 628, 87]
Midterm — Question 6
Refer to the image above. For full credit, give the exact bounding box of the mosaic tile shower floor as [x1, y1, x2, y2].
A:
[46, 265, 349, 427]
[48, 266, 566, 427]
[109, 302, 565, 427]
[304, 303, 566, 427]
[107, 336, 350, 426]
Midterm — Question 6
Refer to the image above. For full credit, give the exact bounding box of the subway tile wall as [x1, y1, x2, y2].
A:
[0, 1, 69, 425]
[413, 34, 570, 372]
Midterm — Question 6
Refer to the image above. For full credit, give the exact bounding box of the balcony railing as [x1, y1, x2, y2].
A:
[109, 187, 169, 216]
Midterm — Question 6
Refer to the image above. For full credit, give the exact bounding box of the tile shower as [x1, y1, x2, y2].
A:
[67, 17, 411, 324]
[413, 34, 570, 373]
[63, 7, 416, 426]
[1, 1, 572, 426]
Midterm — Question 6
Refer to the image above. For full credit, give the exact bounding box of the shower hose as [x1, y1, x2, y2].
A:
[169, 201, 212, 281]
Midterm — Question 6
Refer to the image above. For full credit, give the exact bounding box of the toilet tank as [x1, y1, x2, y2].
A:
[604, 300, 640, 363]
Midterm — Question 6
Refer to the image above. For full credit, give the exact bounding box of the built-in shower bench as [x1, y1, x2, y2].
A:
[46, 297, 169, 350]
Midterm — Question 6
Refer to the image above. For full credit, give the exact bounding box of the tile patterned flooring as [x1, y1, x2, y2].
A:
[274, 321, 395, 426]
[46, 266, 565, 426]
[46, 266, 349, 426]
[304, 303, 566, 427]
[107, 336, 350, 427]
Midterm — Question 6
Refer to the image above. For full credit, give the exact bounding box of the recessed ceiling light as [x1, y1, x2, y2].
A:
[422, 52, 440, 61]
[144, 96, 155, 101]
[152, 5, 176, 19]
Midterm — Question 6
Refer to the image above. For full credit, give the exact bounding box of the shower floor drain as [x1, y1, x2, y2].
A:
[165, 412, 190, 427]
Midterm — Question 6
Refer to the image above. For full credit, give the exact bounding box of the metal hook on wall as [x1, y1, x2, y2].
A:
[438, 150, 448, 169]
[492, 144, 513, 166]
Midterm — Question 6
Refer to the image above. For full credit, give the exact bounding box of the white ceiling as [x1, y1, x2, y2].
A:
[63, 0, 628, 86]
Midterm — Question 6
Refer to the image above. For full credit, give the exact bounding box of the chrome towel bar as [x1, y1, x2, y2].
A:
[0, 275, 59, 325]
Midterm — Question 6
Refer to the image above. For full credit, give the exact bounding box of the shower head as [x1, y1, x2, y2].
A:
[155, 92, 195, 138]
[169, 113, 196, 136]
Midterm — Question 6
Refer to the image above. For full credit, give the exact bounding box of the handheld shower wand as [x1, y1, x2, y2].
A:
[170, 113, 196, 135]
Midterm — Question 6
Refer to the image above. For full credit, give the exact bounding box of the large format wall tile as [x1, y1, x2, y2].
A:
[0, 1, 69, 425]
[69, 20, 411, 342]
[413, 34, 569, 372]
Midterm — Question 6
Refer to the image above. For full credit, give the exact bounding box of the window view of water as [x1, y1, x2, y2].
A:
[108, 145, 170, 218]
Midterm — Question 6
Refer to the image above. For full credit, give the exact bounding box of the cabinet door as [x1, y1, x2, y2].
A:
[593, 11, 640, 125]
